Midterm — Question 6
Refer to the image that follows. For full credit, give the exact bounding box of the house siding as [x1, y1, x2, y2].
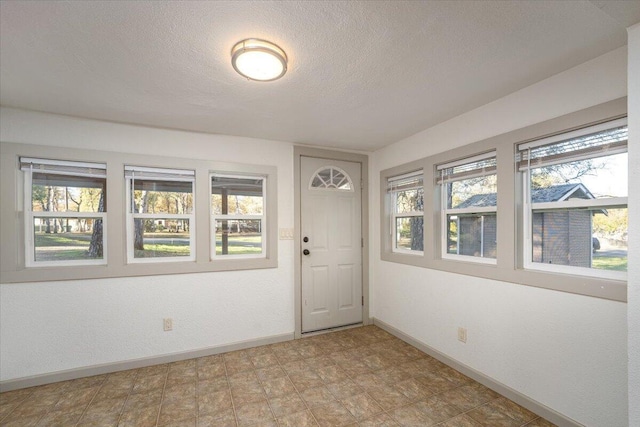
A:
[457, 214, 497, 258]
[532, 211, 591, 267]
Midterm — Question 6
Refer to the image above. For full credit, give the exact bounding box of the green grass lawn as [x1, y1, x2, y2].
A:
[135, 243, 190, 258]
[592, 256, 627, 271]
[35, 232, 92, 247]
[215, 233, 262, 255]
[215, 245, 262, 255]
[35, 248, 95, 261]
[34, 232, 96, 261]
[35, 232, 262, 260]
[142, 232, 190, 239]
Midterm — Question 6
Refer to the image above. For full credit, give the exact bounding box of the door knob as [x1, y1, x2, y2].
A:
[303, 249, 310, 256]
[303, 236, 309, 242]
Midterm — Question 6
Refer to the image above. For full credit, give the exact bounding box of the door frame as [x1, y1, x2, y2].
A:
[294, 146, 370, 338]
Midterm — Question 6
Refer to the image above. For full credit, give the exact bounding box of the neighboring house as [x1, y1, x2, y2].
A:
[455, 183, 599, 267]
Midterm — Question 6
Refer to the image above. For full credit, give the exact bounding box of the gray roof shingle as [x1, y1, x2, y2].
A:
[455, 183, 591, 208]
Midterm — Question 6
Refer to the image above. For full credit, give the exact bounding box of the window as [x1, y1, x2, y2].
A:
[3, 141, 279, 282]
[21, 158, 107, 267]
[437, 152, 497, 263]
[310, 166, 353, 190]
[125, 166, 195, 263]
[518, 118, 627, 279]
[378, 98, 626, 301]
[211, 174, 266, 258]
[387, 171, 424, 253]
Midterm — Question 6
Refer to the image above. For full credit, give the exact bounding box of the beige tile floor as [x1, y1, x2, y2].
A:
[0, 325, 557, 427]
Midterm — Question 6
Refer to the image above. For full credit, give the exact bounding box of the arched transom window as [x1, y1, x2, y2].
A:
[309, 166, 353, 191]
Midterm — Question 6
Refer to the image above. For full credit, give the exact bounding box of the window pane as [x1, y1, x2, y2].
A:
[394, 188, 424, 213]
[530, 152, 627, 199]
[331, 171, 345, 187]
[133, 179, 193, 214]
[447, 214, 496, 258]
[133, 219, 191, 258]
[318, 168, 331, 183]
[310, 167, 353, 190]
[32, 173, 106, 213]
[525, 124, 627, 164]
[532, 208, 627, 271]
[311, 176, 324, 188]
[33, 217, 104, 261]
[448, 174, 497, 209]
[211, 177, 264, 215]
[439, 156, 496, 183]
[215, 219, 263, 255]
[395, 217, 423, 251]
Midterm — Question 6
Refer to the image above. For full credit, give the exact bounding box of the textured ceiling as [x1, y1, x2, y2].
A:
[1, 1, 638, 151]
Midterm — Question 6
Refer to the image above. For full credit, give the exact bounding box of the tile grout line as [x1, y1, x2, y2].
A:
[274, 345, 322, 426]
[72, 374, 108, 427]
[0, 387, 36, 424]
[114, 368, 142, 427]
[153, 365, 170, 427]
[222, 352, 242, 427]
[252, 352, 287, 426]
[195, 364, 200, 427]
[35, 381, 66, 426]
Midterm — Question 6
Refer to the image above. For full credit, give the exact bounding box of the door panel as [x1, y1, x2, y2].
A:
[301, 157, 362, 333]
[311, 196, 329, 250]
[311, 266, 329, 313]
[337, 197, 354, 248]
[338, 264, 355, 309]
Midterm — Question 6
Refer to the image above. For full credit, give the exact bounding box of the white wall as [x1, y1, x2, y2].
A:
[0, 109, 295, 381]
[370, 47, 629, 426]
[627, 23, 640, 427]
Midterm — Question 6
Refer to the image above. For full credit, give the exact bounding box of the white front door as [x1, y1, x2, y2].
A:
[300, 156, 362, 333]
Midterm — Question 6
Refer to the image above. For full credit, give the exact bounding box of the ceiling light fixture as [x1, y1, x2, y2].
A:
[231, 39, 288, 82]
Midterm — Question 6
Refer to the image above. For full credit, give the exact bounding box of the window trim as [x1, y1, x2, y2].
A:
[379, 97, 627, 302]
[124, 166, 196, 264]
[210, 172, 267, 260]
[437, 151, 497, 265]
[388, 170, 424, 255]
[519, 119, 628, 281]
[21, 158, 108, 268]
[380, 159, 425, 267]
[1, 142, 278, 283]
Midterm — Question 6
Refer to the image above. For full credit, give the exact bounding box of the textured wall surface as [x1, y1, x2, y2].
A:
[628, 22, 640, 427]
[369, 47, 629, 426]
[0, 110, 295, 381]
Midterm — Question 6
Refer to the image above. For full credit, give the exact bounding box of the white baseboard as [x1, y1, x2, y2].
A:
[373, 318, 582, 427]
[0, 332, 294, 393]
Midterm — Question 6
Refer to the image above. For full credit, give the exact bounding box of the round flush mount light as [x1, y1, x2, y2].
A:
[231, 38, 288, 82]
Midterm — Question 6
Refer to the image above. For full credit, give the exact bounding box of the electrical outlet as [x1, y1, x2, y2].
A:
[457, 327, 467, 343]
[163, 318, 173, 331]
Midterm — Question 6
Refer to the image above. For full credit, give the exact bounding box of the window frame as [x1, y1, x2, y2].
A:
[124, 166, 196, 264]
[518, 118, 627, 280]
[379, 97, 627, 302]
[437, 152, 497, 265]
[21, 157, 108, 268]
[309, 166, 354, 191]
[387, 170, 424, 255]
[210, 172, 267, 260]
[1, 142, 278, 283]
